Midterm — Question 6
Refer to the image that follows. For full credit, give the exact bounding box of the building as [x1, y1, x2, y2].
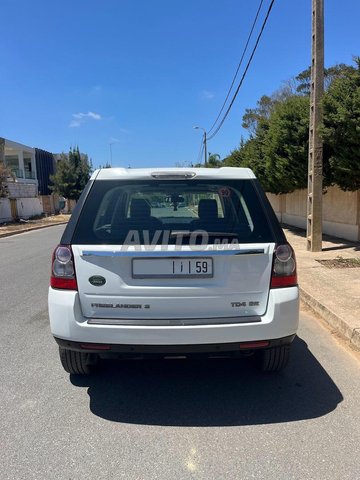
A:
[0, 137, 42, 222]
[2, 138, 38, 185]
[35, 148, 60, 214]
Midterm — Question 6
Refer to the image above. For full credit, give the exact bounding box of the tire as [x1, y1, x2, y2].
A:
[59, 347, 95, 375]
[260, 345, 290, 372]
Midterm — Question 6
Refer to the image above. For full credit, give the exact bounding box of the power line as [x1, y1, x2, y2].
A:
[207, 0, 265, 136]
[207, 0, 275, 141]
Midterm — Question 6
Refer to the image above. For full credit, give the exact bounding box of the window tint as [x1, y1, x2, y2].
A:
[72, 179, 276, 245]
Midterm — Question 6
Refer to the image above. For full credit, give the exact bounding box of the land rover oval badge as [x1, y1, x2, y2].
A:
[89, 276, 106, 287]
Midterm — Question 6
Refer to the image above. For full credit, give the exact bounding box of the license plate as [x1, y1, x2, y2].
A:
[132, 257, 213, 278]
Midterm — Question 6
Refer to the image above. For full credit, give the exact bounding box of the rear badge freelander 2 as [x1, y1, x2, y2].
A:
[91, 303, 151, 309]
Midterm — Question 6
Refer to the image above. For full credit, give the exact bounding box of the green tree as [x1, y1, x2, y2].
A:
[50, 147, 92, 201]
[295, 64, 357, 96]
[223, 139, 247, 167]
[206, 153, 222, 168]
[50, 154, 77, 199]
[70, 147, 92, 198]
[321, 58, 360, 191]
[242, 95, 275, 136]
[223, 137, 271, 190]
[223, 61, 360, 193]
[224, 94, 274, 190]
[262, 95, 310, 194]
[224, 94, 311, 193]
[99, 161, 112, 169]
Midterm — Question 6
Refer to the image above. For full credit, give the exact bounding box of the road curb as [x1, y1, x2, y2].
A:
[0, 222, 68, 239]
[300, 286, 360, 350]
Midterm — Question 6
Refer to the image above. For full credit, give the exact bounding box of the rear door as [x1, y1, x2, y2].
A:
[69, 174, 278, 322]
[72, 243, 274, 321]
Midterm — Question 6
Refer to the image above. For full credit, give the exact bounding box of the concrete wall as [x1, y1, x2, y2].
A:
[0, 198, 12, 223]
[16, 198, 43, 218]
[0, 197, 43, 222]
[267, 186, 360, 242]
[7, 182, 37, 198]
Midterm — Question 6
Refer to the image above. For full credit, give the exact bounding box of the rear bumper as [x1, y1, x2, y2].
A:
[55, 334, 295, 356]
[48, 286, 299, 346]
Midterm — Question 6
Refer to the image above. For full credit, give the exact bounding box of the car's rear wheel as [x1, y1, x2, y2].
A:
[260, 345, 290, 372]
[59, 347, 96, 375]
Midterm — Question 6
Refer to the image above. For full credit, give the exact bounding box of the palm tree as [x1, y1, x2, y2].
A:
[207, 153, 222, 168]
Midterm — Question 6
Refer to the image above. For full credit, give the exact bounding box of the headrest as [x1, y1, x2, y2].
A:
[130, 198, 151, 218]
[198, 199, 218, 219]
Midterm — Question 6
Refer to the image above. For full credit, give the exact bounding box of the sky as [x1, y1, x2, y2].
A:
[1, 0, 359, 169]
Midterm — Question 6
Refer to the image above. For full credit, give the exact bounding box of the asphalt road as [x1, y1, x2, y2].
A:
[1, 226, 360, 480]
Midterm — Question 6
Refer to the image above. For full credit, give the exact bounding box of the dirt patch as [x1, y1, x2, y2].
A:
[0, 214, 70, 235]
[316, 256, 360, 268]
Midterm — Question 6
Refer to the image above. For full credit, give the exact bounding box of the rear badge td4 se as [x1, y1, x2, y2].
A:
[231, 301, 260, 307]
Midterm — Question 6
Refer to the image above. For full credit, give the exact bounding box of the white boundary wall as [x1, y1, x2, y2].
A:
[0, 181, 43, 223]
[16, 198, 43, 218]
[267, 186, 360, 242]
[0, 197, 43, 223]
[0, 198, 12, 223]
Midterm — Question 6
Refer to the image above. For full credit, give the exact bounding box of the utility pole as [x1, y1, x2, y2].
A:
[306, 0, 324, 252]
[0, 137, 5, 164]
[203, 131, 208, 167]
[193, 126, 208, 167]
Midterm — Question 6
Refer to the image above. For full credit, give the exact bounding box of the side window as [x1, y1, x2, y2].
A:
[93, 188, 125, 230]
[93, 189, 115, 230]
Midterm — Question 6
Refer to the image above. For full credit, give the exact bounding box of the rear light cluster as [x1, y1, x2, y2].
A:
[270, 244, 297, 288]
[50, 245, 78, 290]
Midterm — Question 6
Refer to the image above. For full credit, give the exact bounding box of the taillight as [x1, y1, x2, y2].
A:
[270, 244, 297, 288]
[50, 245, 78, 290]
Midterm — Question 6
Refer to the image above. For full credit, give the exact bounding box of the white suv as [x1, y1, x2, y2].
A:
[48, 167, 299, 374]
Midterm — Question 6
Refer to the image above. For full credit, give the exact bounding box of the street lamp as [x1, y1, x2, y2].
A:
[193, 126, 208, 167]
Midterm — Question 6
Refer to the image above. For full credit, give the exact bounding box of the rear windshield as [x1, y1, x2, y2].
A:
[71, 179, 276, 245]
